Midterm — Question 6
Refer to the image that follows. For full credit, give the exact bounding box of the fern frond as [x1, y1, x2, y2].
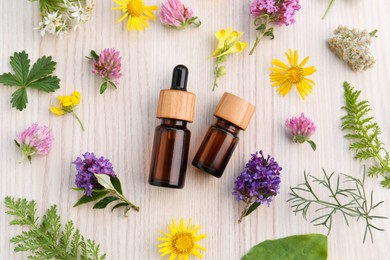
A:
[341, 82, 390, 188]
[4, 196, 105, 260]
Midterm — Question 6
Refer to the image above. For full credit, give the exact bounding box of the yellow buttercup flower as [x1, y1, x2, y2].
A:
[50, 91, 84, 131]
[113, 0, 158, 31]
[158, 218, 206, 260]
[270, 49, 317, 100]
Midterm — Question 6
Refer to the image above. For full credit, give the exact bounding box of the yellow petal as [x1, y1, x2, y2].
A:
[299, 56, 310, 67]
[272, 59, 289, 69]
[50, 106, 65, 116]
[117, 13, 129, 23]
[294, 50, 298, 65]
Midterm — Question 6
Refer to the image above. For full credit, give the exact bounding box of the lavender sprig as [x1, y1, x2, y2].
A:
[233, 151, 282, 223]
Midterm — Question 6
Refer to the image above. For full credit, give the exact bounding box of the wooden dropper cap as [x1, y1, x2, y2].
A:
[156, 65, 196, 122]
[214, 92, 256, 130]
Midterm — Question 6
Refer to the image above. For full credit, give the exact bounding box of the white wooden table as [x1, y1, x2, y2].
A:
[1, 0, 389, 259]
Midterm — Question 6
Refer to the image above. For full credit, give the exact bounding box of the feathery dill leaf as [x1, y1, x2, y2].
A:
[288, 168, 386, 243]
[4, 196, 106, 260]
[341, 82, 390, 188]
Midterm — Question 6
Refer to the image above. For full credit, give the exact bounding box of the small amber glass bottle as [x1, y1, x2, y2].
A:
[148, 65, 196, 188]
[192, 92, 255, 178]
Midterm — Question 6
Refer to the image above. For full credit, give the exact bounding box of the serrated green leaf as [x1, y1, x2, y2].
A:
[93, 196, 119, 209]
[11, 88, 28, 111]
[241, 234, 328, 260]
[0, 73, 22, 86]
[73, 190, 110, 207]
[26, 56, 56, 84]
[28, 76, 60, 93]
[10, 51, 30, 84]
[110, 177, 123, 195]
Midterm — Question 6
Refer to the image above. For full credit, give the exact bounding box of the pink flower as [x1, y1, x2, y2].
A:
[15, 123, 54, 163]
[250, 0, 301, 26]
[160, 0, 201, 29]
[93, 48, 122, 85]
[250, 0, 279, 16]
[278, 0, 301, 26]
[285, 113, 317, 151]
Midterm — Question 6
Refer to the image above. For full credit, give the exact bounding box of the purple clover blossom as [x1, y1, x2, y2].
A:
[73, 152, 116, 197]
[15, 123, 54, 163]
[285, 113, 317, 151]
[233, 151, 282, 222]
[93, 48, 122, 84]
[160, 0, 201, 29]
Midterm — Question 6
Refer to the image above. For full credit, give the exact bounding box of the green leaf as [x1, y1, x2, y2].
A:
[90, 50, 99, 60]
[10, 51, 30, 84]
[73, 190, 110, 207]
[110, 177, 123, 195]
[93, 196, 119, 209]
[0, 73, 22, 86]
[244, 202, 261, 217]
[307, 140, 317, 151]
[26, 56, 56, 84]
[108, 81, 117, 89]
[11, 88, 28, 111]
[95, 174, 115, 191]
[111, 202, 129, 211]
[100, 82, 108, 94]
[241, 234, 328, 260]
[28, 76, 60, 92]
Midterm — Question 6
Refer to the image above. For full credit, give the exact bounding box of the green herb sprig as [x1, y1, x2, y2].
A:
[0, 51, 60, 110]
[342, 82, 390, 188]
[74, 174, 139, 216]
[4, 196, 106, 259]
[288, 168, 386, 243]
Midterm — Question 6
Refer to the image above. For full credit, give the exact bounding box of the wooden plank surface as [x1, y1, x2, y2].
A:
[1, 0, 389, 259]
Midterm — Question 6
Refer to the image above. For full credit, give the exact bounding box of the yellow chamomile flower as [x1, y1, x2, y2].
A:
[50, 91, 84, 131]
[113, 0, 158, 31]
[158, 218, 207, 260]
[270, 49, 317, 100]
[211, 28, 247, 90]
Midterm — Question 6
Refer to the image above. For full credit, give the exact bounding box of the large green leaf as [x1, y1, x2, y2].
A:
[10, 51, 30, 84]
[26, 56, 56, 84]
[73, 190, 110, 207]
[110, 177, 123, 195]
[11, 88, 28, 111]
[28, 76, 60, 93]
[241, 234, 328, 260]
[93, 196, 119, 209]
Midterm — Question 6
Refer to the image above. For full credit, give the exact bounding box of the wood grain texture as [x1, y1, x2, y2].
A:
[1, 0, 390, 259]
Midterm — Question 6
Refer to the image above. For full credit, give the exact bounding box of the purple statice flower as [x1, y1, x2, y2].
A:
[15, 123, 54, 163]
[160, 0, 201, 29]
[73, 152, 116, 197]
[92, 48, 122, 89]
[233, 151, 282, 207]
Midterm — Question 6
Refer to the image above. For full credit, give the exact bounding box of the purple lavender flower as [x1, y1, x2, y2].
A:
[90, 48, 122, 94]
[285, 113, 317, 150]
[15, 123, 54, 163]
[73, 152, 116, 196]
[160, 0, 201, 29]
[233, 151, 282, 222]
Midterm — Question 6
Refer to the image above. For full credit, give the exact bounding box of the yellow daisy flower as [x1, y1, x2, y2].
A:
[158, 218, 206, 260]
[113, 0, 158, 31]
[270, 49, 317, 100]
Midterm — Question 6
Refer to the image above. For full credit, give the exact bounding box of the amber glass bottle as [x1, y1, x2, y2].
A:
[148, 65, 196, 188]
[192, 92, 255, 178]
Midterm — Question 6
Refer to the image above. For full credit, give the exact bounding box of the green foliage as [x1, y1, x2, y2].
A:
[341, 82, 390, 188]
[288, 168, 386, 243]
[0, 51, 60, 110]
[74, 175, 139, 217]
[4, 196, 106, 259]
[241, 234, 328, 260]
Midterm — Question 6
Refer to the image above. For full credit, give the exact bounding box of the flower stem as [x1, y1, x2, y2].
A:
[249, 33, 265, 55]
[322, 0, 336, 20]
[72, 112, 85, 131]
[238, 200, 253, 223]
[213, 63, 220, 91]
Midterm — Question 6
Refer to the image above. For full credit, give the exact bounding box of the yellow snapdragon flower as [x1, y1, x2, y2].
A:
[50, 91, 84, 131]
[211, 28, 247, 90]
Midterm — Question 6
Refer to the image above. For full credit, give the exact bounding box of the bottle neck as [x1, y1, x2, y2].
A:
[215, 118, 241, 135]
[161, 119, 187, 128]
